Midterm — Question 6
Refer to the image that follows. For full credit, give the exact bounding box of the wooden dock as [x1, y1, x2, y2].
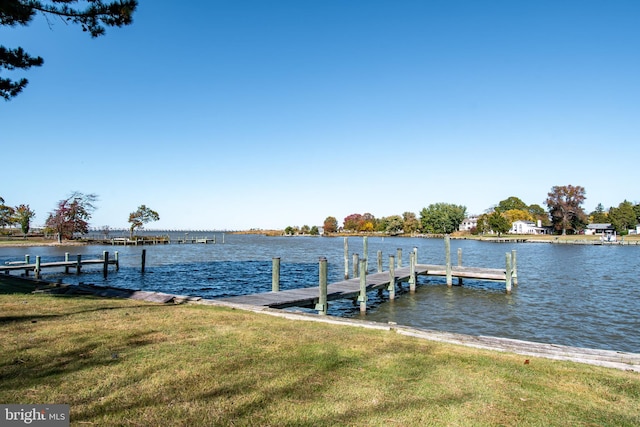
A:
[216, 263, 509, 310]
[2, 252, 118, 279]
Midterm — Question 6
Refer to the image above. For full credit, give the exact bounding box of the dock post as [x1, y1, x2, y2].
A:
[396, 248, 402, 268]
[222, 233, 225, 244]
[388, 255, 396, 300]
[457, 248, 463, 285]
[363, 236, 368, 272]
[34, 256, 40, 279]
[409, 252, 416, 293]
[413, 247, 418, 264]
[272, 257, 280, 292]
[24, 254, 30, 276]
[511, 250, 518, 286]
[352, 253, 359, 278]
[505, 252, 513, 294]
[64, 252, 70, 274]
[358, 259, 367, 313]
[141, 249, 146, 273]
[377, 250, 382, 273]
[115, 251, 119, 271]
[76, 254, 82, 275]
[316, 257, 328, 315]
[103, 251, 109, 279]
[445, 235, 452, 286]
[344, 237, 349, 279]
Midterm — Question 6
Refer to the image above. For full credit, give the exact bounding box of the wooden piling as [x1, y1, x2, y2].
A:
[388, 255, 396, 300]
[141, 249, 146, 273]
[377, 250, 382, 273]
[511, 249, 518, 286]
[445, 234, 452, 286]
[316, 257, 328, 315]
[409, 252, 416, 292]
[457, 248, 463, 285]
[103, 251, 109, 279]
[115, 251, 119, 271]
[358, 259, 367, 313]
[64, 253, 70, 274]
[24, 255, 30, 276]
[363, 236, 368, 272]
[344, 237, 349, 279]
[352, 253, 359, 278]
[506, 252, 512, 294]
[272, 257, 280, 292]
[396, 248, 402, 268]
[35, 256, 41, 279]
[76, 254, 82, 275]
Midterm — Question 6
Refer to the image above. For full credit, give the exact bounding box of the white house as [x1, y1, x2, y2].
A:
[459, 216, 479, 232]
[510, 220, 549, 235]
[584, 223, 615, 235]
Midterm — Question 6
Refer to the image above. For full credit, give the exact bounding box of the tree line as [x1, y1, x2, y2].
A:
[293, 185, 639, 236]
[0, 192, 159, 241]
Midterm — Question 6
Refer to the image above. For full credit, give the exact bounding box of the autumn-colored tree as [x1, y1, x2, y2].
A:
[128, 205, 160, 238]
[343, 213, 362, 231]
[46, 192, 98, 241]
[545, 185, 587, 235]
[503, 209, 533, 224]
[323, 216, 338, 233]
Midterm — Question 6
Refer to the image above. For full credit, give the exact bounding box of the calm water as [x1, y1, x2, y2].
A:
[2, 234, 638, 353]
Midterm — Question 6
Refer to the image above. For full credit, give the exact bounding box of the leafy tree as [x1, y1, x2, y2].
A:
[378, 215, 403, 234]
[527, 204, 550, 226]
[495, 196, 528, 213]
[309, 225, 319, 236]
[419, 203, 466, 234]
[608, 200, 636, 235]
[284, 226, 295, 235]
[0, 200, 16, 228]
[545, 185, 587, 235]
[1, 0, 138, 100]
[323, 216, 338, 234]
[14, 204, 35, 236]
[590, 203, 609, 224]
[128, 205, 159, 238]
[635, 203, 640, 225]
[45, 192, 98, 241]
[487, 211, 511, 237]
[300, 225, 311, 235]
[402, 211, 420, 234]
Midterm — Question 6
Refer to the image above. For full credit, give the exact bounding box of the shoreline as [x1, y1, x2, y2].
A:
[2, 274, 638, 371]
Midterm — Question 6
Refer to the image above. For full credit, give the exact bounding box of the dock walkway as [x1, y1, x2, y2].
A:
[216, 263, 507, 309]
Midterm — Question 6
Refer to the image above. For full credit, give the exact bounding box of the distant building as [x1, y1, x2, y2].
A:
[459, 216, 479, 232]
[510, 220, 550, 235]
[584, 223, 616, 235]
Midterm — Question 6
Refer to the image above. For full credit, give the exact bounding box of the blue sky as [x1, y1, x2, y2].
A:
[1, 0, 638, 230]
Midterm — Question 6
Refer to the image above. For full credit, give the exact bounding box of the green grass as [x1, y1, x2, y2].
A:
[1, 286, 639, 426]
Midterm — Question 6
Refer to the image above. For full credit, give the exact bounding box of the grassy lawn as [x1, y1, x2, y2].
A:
[1, 280, 639, 426]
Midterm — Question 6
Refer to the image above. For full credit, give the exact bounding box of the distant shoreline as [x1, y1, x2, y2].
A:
[1, 232, 639, 248]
